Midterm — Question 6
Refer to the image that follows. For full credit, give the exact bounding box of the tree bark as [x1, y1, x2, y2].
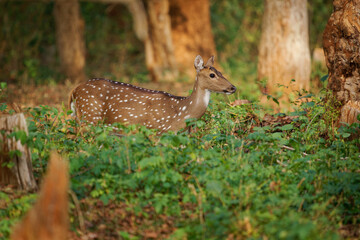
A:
[97, 0, 178, 82]
[258, 0, 311, 109]
[54, 0, 87, 83]
[146, 0, 178, 82]
[83, 0, 217, 81]
[169, 0, 217, 78]
[0, 113, 37, 191]
[323, 0, 360, 125]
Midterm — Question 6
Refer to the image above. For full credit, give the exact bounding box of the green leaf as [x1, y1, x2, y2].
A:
[100, 194, 110, 205]
[298, 93, 315, 100]
[320, 74, 328, 82]
[9, 150, 22, 159]
[206, 180, 223, 196]
[281, 124, 294, 131]
[0, 82, 7, 90]
[271, 132, 283, 139]
[341, 132, 351, 138]
[0, 103, 7, 111]
[266, 94, 280, 105]
[138, 156, 164, 169]
[14, 130, 28, 144]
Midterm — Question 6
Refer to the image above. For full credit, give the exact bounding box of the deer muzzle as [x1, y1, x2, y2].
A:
[224, 85, 237, 94]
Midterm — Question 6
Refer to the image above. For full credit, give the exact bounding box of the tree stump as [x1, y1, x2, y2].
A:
[0, 113, 37, 191]
[323, 0, 360, 125]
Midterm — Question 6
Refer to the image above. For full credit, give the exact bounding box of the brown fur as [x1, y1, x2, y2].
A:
[10, 152, 69, 240]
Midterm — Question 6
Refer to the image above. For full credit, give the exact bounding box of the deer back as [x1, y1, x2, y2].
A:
[70, 78, 191, 132]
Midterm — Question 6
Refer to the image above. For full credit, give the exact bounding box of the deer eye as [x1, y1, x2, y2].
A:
[210, 73, 215, 78]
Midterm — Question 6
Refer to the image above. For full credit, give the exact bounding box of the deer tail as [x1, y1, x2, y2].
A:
[10, 152, 69, 240]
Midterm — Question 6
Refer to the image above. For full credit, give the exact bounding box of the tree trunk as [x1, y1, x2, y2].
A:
[84, 0, 217, 81]
[100, 0, 178, 82]
[54, 0, 87, 83]
[258, 0, 311, 109]
[0, 113, 37, 191]
[146, 0, 178, 82]
[169, 0, 217, 78]
[323, 0, 360, 125]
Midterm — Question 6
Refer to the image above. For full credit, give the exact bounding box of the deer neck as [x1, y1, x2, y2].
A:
[182, 76, 210, 119]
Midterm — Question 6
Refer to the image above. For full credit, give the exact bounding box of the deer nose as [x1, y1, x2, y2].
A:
[226, 85, 236, 94]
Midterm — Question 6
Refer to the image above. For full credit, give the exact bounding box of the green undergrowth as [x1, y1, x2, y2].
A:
[1, 92, 360, 239]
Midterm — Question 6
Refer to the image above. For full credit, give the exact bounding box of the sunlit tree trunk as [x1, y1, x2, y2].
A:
[54, 0, 86, 83]
[146, 0, 178, 82]
[169, 0, 217, 78]
[89, 0, 216, 81]
[258, 0, 310, 109]
[323, 0, 360, 125]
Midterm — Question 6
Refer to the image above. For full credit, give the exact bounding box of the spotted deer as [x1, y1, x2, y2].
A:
[69, 55, 236, 132]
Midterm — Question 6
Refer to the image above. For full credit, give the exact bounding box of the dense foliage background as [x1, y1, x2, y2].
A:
[0, 0, 331, 99]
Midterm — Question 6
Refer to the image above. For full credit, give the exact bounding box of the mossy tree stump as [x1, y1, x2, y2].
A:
[0, 113, 37, 191]
[323, 0, 360, 125]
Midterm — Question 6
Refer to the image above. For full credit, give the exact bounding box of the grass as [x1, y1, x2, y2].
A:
[0, 87, 359, 239]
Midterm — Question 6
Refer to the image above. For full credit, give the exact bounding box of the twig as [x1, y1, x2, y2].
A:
[305, 112, 321, 133]
[281, 145, 308, 156]
[70, 165, 95, 178]
[69, 189, 86, 233]
[179, 159, 195, 169]
[276, 160, 288, 167]
[297, 177, 305, 189]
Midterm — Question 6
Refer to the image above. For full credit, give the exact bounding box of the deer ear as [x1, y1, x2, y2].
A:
[205, 55, 215, 67]
[194, 55, 204, 72]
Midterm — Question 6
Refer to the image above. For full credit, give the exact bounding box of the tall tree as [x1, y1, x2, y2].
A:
[54, 0, 86, 83]
[146, 0, 178, 82]
[323, 0, 360, 125]
[258, 0, 311, 109]
[102, 0, 177, 82]
[76, 0, 217, 82]
[169, 0, 217, 78]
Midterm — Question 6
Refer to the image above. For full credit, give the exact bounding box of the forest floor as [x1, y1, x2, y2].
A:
[2, 82, 359, 240]
[3, 81, 196, 239]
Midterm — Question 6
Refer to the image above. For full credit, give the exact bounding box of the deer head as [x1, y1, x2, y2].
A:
[194, 55, 236, 94]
